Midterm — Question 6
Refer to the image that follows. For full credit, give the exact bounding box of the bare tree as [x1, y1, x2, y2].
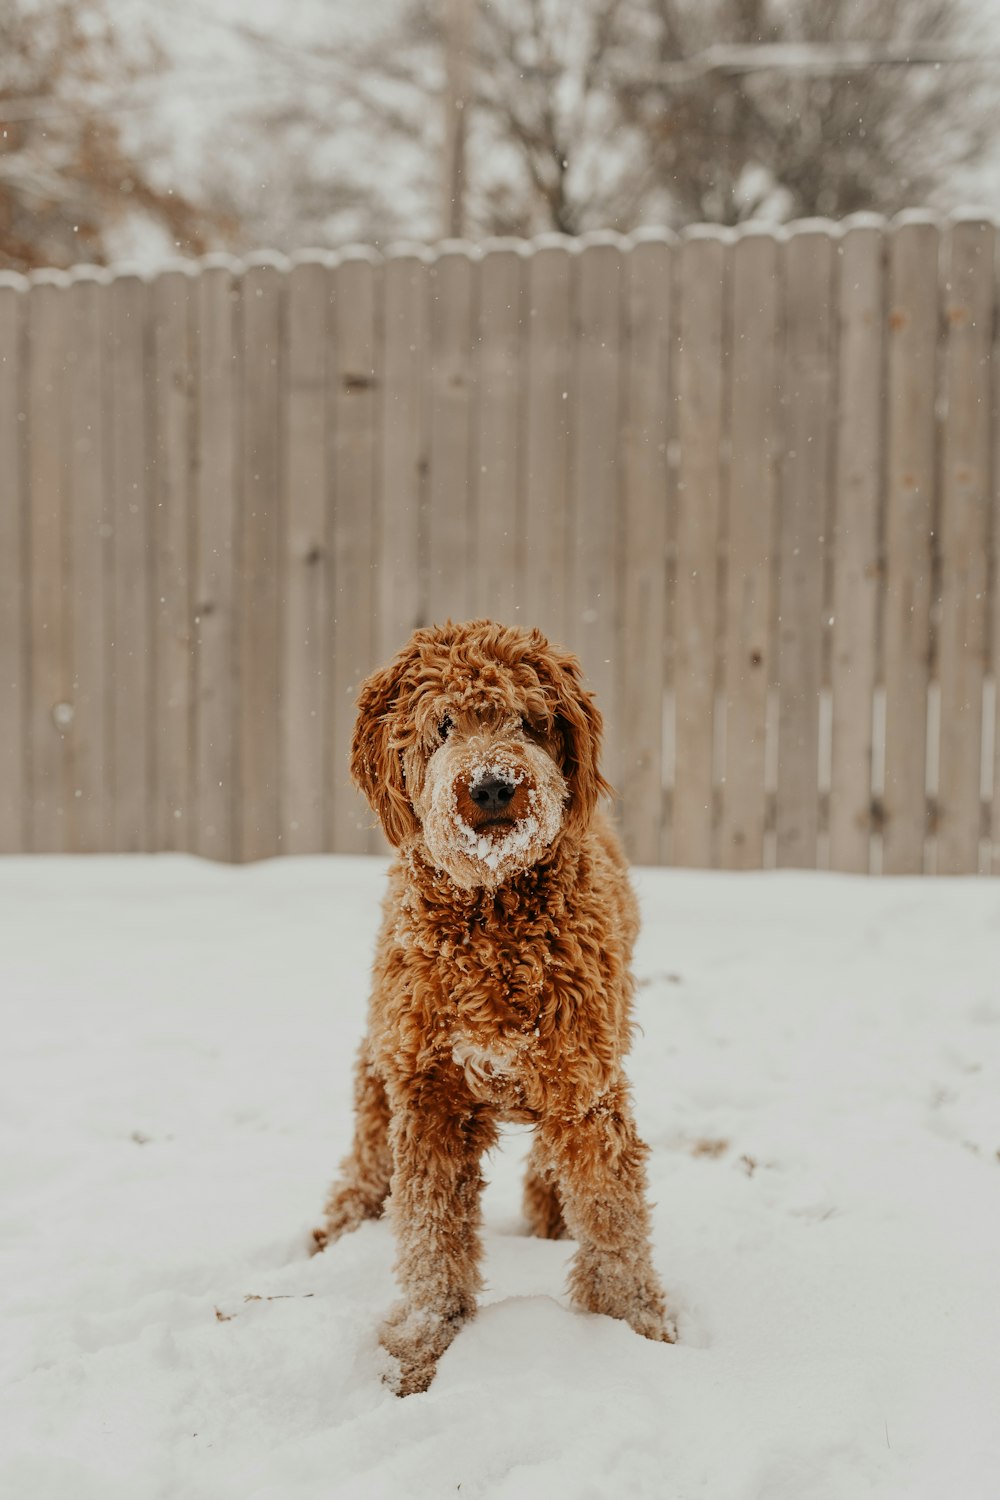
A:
[194, 0, 642, 248]
[336, 0, 994, 238]
[355, 0, 647, 237]
[135, 0, 994, 258]
[0, 0, 217, 272]
[192, 5, 441, 254]
[615, 0, 994, 226]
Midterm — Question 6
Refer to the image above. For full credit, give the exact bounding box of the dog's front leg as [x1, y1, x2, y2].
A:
[541, 1080, 675, 1344]
[380, 1091, 496, 1396]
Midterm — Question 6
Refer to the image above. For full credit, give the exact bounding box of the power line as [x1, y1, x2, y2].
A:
[626, 41, 997, 85]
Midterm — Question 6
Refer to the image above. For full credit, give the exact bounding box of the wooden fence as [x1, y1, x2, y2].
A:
[1, 213, 998, 873]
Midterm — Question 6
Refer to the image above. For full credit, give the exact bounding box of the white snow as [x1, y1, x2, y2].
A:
[456, 762, 537, 871]
[2, 854, 1000, 1498]
[423, 749, 563, 886]
[457, 814, 540, 871]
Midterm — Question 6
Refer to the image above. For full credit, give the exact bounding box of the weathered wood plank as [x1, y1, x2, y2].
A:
[193, 258, 241, 862]
[475, 240, 523, 624]
[775, 224, 836, 868]
[882, 215, 940, 874]
[330, 251, 382, 854]
[283, 255, 330, 854]
[0, 275, 27, 852]
[426, 243, 476, 625]
[239, 258, 284, 862]
[829, 217, 885, 874]
[379, 249, 429, 663]
[572, 234, 625, 793]
[673, 229, 727, 867]
[523, 236, 574, 650]
[620, 232, 673, 865]
[993, 237, 1000, 876]
[65, 270, 110, 852]
[936, 216, 994, 873]
[720, 226, 780, 870]
[25, 273, 72, 852]
[150, 267, 195, 852]
[107, 271, 151, 852]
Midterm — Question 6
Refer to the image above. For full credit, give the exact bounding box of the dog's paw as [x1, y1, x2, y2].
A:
[378, 1300, 470, 1397]
[379, 1347, 437, 1398]
[605, 1278, 675, 1344]
[630, 1301, 678, 1344]
[570, 1249, 675, 1344]
[311, 1185, 383, 1254]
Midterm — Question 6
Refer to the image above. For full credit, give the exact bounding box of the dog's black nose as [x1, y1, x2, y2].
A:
[470, 776, 516, 813]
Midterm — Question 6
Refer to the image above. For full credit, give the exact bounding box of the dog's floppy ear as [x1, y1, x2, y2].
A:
[350, 655, 421, 847]
[543, 644, 612, 837]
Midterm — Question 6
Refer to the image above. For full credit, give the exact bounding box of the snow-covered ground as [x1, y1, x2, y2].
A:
[2, 854, 999, 1499]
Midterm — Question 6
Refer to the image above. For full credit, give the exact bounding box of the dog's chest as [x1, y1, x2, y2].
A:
[392, 887, 567, 1106]
[447, 1022, 546, 1114]
[429, 910, 551, 1013]
[434, 915, 551, 1104]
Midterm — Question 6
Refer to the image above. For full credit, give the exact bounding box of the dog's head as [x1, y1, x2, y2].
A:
[350, 620, 610, 889]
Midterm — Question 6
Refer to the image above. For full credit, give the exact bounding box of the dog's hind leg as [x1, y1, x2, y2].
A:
[522, 1134, 568, 1239]
[312, 1042, 392, 1253]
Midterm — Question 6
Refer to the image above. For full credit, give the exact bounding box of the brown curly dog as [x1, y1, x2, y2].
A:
[313, 619, 673, 1394]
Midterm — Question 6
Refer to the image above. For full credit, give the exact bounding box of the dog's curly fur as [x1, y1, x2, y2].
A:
[313, 619, 672, 1394]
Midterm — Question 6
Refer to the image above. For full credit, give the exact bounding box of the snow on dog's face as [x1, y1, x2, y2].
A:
[350, 620, 611, 890]
[417, 712, 565, 890]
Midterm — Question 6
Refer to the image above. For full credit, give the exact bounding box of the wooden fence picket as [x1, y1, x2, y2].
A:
[66, 269, 111, 853]
[106, 271, 151, 852]
[828, 217, 885, 874]
[283, 255, 331, 855]
[936, 217, 994, 874]
[882, 215, 940, 875]
[193, 258, 240, 863]
[572, 235, 625, 792]
[620, 232, 673, 866]
[0, 275, 26, 852]
[775, 224, 836, 869]
[673, 228, 727, 868]
[721, 226, 780, 870]
[427, 244, 476, 626]
[25, 274, 72, 853]
[238, 259, 284, 862]
[475, 241, 524, 625]
[330, 251, 381, 854]
[993, 248, 1000, 877]
[522, 237, 574, 650]
[150, 266, 194, 853]
[379, 250, 429, 664]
